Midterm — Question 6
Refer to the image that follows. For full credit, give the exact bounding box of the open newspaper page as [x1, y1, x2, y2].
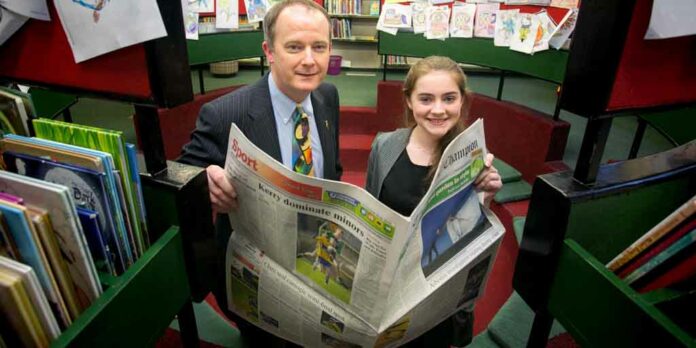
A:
[222, 119, 504, 347]
[375, 119, 505, 347]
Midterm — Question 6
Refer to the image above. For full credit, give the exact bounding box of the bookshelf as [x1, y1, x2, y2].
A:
[326, 0, 382, 69]
[0, 1, 213, 346]
[512, 1, 696, 346]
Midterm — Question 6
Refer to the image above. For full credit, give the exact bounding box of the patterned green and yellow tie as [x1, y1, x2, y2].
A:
[291, 104, 314, 176]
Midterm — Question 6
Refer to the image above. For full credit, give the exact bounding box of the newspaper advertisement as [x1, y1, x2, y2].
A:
[223, 119, 504, 347]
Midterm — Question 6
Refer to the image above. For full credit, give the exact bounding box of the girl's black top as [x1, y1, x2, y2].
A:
[379, 149, 431, 216]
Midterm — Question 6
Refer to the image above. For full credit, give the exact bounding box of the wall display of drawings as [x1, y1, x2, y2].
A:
[377, 0, 579, 55]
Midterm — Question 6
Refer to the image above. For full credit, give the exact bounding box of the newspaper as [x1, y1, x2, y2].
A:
[223, 119, 504, 347]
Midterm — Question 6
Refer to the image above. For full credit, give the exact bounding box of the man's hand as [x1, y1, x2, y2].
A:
[206, 165, 238, 213]
[474, 153, 503, 207]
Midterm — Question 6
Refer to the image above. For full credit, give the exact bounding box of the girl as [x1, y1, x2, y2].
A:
[365, 56, 502, 347]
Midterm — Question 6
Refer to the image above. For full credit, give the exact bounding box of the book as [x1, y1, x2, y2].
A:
[637, 252, 696, 293]
[0, 256, 61, 340]
[0, 170, 102, 307]
[3, 134, 133, 270]
[607, 196, 696, 271]
[623, 228, 696, 285]
[77, 207, 114, 276]
[617, 217, 696, 279]
[0, 90, 30, 136]
[0, 270, 49, 348]
[0, 192, 23, 205]
[0, 200, 72, 329]
[2, 150, 126, 275]
[27, 207, 83, 318]
[33, 119, 145, 258]
[126, 143, 149, 249]
[0, 212, 21, 260]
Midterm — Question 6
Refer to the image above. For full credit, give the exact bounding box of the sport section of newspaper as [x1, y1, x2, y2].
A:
[223, 119, 504, 347]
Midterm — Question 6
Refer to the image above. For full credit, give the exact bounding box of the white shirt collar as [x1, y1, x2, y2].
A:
[268, 74, 314, 125]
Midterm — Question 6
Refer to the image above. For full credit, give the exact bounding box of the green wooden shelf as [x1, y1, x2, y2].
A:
[52, 226, 190, 347]
[378, 32, 569, 83]
[333, 37, 378, 43]
[187, 30, 264, 66]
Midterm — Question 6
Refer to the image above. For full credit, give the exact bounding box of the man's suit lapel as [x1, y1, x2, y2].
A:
[248, 76, 282, 163]
[311, 90, 333, 175]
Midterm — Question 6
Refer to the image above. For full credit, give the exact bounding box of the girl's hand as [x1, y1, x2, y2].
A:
[475, 153, 502, 207]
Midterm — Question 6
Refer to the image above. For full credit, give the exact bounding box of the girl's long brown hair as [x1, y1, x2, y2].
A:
[402, 56, 471, 182]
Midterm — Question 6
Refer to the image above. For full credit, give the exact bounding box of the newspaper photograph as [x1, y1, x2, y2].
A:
[223, 119, 504, 347]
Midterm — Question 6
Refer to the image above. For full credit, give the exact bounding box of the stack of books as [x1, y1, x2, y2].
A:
[0, 118, 148, 347]
[607, 195, 696, 293]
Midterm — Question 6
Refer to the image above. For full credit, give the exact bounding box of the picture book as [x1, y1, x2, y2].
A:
[0, 192, 23, 205]
[0, 200, 72, 329]
[33, 119, 144, 260]
[2, 150, 126, 275]
[112, 170, 138, 261]
[0, 170, 102, 306]
[509, 13, 540, 54]
[126, 143, 149, 249]
[0, 90, 30, 136]
[0, 211, 21, 260]
[607, 196, 696, 271]
[637, 252, 696, 293]
[77, 207, 114, 276]
[449, 3, 476, 38]
[27, 207, 83, 319]
[623, 229, 696, 285]
[474, 3, 500, 38]
[425, 5, 451, 40]
[0, 256, 61, 340]
[494, 9, 519, 47]
[617, 218, 696, 279]
[0, 137, 106, 172]
[411, 3, 427, 34]
[0, 87, 35, 122]
[0, 270, 50, 348]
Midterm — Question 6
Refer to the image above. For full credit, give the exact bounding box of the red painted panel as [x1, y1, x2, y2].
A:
[0, 3, 152, 99]
[608, 0, 696, 111]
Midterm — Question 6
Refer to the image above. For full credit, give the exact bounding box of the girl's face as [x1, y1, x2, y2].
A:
[407, 70, 464, 141]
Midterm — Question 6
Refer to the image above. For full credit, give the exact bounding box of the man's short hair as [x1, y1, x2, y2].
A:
[263, 0, 331, 49]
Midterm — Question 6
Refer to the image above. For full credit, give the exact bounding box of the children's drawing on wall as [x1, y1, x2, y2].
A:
[494, 9, 519, 47]
[188, 0, 214, 13]
[216, 0, 239, 29]
[296, 215, 361, 304]
[244, 0, 268, 23]
[55, 0, 167, 63]
[449, 3, 476, 38]
[426, 5, 450, 40]
[71, 0, 109, 23]
[473, 3, 499, 38]
[411, 3, 427, 34]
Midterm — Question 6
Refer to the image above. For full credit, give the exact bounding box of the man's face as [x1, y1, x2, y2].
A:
[263, 5, 331, 103]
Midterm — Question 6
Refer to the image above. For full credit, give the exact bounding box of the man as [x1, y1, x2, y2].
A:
[179, 0, 342, 344]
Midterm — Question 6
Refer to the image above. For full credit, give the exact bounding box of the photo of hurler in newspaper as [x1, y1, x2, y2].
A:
[222, 120, 504, 347]
[419, 184, 491, 277]
[296, 215, 362, 304]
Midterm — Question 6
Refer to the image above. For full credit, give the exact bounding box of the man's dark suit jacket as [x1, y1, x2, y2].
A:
[178, 74, 342, 338]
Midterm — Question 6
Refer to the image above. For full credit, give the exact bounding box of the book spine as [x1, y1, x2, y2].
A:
[623, 228, 696, 284]
[606, 197, 696, 271]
